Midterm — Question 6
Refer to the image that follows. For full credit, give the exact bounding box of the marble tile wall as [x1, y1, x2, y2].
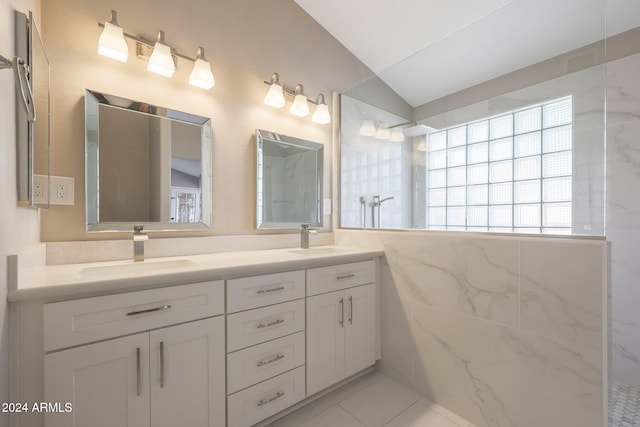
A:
[606, 51, 640, 387]
[335, 229, 607, 427]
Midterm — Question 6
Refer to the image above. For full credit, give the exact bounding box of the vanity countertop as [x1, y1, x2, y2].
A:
[8, 246, 383, 303]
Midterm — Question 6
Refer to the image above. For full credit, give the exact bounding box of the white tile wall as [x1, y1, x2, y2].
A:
[607, 51, 640, 387]
[335, 229, 607, 427]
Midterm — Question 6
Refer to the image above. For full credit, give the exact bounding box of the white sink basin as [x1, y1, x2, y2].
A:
[74, 259, 198, 279]
[288, 247, 346, 255]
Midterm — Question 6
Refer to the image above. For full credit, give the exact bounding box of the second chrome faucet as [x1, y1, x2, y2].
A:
[133, 225, 148, 262]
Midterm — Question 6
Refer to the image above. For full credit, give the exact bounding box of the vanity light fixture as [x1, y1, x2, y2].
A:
[311, 94, 331, 125]
[262, 72, 330, 124]
[263, 73, 286, 108]
[375, 125, 391, 140]
[189, 47, 215, 89]
[97, 11, 216, 90]
[97, 10, 128, 63]
[389, 127, 405, 142]
[359, 120, 376, 136]
[147, 31, 175, 77]
[289, 84, 309, 117]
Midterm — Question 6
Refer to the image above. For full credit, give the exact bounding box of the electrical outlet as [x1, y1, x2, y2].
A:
[50, 176, 75, 205]
[32, 174, 49, 205]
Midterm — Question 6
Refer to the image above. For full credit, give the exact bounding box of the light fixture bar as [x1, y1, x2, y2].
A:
[98, 22, 197, 62]
[262, 79, 321, 105]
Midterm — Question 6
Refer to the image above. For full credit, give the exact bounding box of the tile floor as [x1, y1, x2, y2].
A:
[610, 382, 640, 427]
[268, 372, 475, 427]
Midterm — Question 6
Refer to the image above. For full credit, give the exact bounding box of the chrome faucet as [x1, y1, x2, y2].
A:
[371, 195, 395, 228]
[300, 224, 317, 249]
[133, 225, 148, 262]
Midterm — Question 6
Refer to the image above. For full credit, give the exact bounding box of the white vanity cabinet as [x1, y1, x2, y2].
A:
[226, 270, 307, 427]
[42, 281, 226, 427]
[306, 261, 377, 396]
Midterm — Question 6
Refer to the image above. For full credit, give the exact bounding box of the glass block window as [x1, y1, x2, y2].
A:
[426, 96, 572, 234]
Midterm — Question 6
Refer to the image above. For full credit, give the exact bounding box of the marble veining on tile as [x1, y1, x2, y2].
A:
[519, 240, 603, 348]
[351, 232, 520, 327]
[411, 302, 602, 427]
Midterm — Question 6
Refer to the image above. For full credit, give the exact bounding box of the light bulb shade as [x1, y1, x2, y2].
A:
[98, 22, 129, 63]
[289, 94, 309, 117]
[189, 58, 215, 89]
[359, 120, 376, 136]
[416, 141, 428, 151]
[264, 83, 285, 108]
[148, 42, 175, 77]
[375, 126, 390, 139]
[312, 103, 331, 124]
[389, 127, 405, 142]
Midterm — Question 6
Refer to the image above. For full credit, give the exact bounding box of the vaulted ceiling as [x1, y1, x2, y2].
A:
[295, 0, 640, 107]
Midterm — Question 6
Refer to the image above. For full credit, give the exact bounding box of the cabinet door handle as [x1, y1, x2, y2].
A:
[336, 273, 355, 280]
[256, 318, 285, 329]
[256, 353, 285, 367]
[160, 341, 165, 388]
[339, 298, 344, 327]
[257, 285, 285, 295]
[257, 391, 285, 407]
[348, 296, 353, 324]
[136, 347, 141, 397]
[126, 304, 171, 316]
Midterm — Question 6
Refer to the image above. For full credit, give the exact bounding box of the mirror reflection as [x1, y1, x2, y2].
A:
[85, 90, 212, 231]
[256, 129, 323, 229]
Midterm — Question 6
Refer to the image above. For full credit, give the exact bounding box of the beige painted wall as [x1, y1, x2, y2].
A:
[0, 0, 41, 421]
[39, 0, 373, 241]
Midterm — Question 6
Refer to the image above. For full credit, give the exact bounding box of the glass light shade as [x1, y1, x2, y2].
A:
[264, 83, 285, 108]
[148, 42, 175, 77]
[98, 22, 128, 63]
[390, 127, 405, 142]
[189, 58, 215, 89]
[416, 141, 428, 151]
[375, 126, 391, 139]
[311, 103, 331, 124]
[359, 120, 376, 136]
[289, 93, 309, 117]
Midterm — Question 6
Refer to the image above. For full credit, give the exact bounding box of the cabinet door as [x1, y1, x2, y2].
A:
[306, 290, 345, 396]
[150, 316, 225, 427]
[44, 333, 150, 427]
[345, 284, 377, 377]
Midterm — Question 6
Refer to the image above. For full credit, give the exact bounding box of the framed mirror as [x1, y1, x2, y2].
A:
[85, 90, 212, 232]
[15, 11, 50, 208]
[256, 129, 323, 229]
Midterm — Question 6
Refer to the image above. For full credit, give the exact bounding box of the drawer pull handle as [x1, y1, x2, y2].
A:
[257, 286, 285, 295]
[136, 347, 141, 397]
[339, 298, 344, 327]
[257, 391, 285, 407]
[126, 304, 171, 316]
[257, 353, 285, 367]
[160, 341, 165, 388]
[337, 273, 355, 280]
[256, 318, 285, 329]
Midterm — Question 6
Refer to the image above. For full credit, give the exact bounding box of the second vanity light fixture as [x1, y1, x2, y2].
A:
[97, 10, 215, 90]
[263, 73, 331, 125]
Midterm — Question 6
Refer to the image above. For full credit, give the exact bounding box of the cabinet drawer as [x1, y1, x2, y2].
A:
[227, 270, 305, 313]
[44, 281, 224, 352]
[307, 260, 375, 296]
[227, 331, 305, 394]
[227, 366, 305, 427]
[227, 299, 304, 352]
